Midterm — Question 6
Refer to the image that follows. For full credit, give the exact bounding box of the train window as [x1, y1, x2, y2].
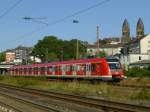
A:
[66, 66, 69, 71]
[29, 68, 32, 73]
[91, 64, 95, 72]
[107, 58, 119, 62]
[55, 66, 59, 72]
[16, 69, 18, 73]
[77, 65, 80, 71]
[40, 67, 45, 72]
[53, 66, 56, 72]
[70, 65, 73, 71]
[61, 65, 66, 71]
[81, 64, 85, 71]
[34, 67, 38, 72]
[108, 63, 121, 69]
[73, 64, 77, 71]
[24, 68, 26, 72]
[86, 64, 90, 71]
[20, 68, 22, 72]
[48, 66, 53, 72]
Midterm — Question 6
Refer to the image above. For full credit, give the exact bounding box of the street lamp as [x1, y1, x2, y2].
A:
[73, 20, 79, 60]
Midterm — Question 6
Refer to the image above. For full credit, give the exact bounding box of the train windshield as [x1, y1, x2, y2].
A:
[108, 63, 121, 69]
[107, 58, 121, 70]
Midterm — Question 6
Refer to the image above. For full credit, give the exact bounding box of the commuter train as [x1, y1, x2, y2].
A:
[9, 58, 125, 81]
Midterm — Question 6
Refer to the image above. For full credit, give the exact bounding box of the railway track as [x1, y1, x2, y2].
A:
[0, 100, 22, 112]
[0, 83, 149, 112]
[115, 83, 150, 89]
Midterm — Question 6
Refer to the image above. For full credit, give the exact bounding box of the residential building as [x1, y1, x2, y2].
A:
[121, 34, 150, 68]
[5, 46, 32, 64]
[5, 52, 15, 63]
[87, 43, 123, 56]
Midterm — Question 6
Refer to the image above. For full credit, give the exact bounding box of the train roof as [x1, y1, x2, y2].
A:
[10, 58, 107, 69]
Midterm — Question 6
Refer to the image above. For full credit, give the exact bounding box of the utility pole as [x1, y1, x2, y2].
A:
[73, 20, 79, 60]
[97, 26, 100, 50]
[76, 39, 79, 60]
[45, 48, 48, 63]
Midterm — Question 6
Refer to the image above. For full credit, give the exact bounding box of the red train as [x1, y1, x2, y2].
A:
[9, 58, 125, 81]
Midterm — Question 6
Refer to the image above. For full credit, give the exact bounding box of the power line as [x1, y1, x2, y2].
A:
[0, 0, 23, 19]
[2, 0, 111, 47]
[48, 0, 111, 26]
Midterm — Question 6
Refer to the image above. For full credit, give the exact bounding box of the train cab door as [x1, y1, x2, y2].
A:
[86, 63, 91, 77]
[91, 63, 96, 76]
[95, 63, 101, 76]
[91, 63, 101, 76]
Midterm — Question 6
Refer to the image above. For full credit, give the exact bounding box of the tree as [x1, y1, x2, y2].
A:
[0, 52, 5, 62]
[96, 51, 107, 58]
[32, 36, 62, 62]
[32, 36, 88, 62]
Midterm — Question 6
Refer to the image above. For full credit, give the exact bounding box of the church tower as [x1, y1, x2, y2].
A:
[136, 18, 144, 39]
[121, 19, 131, 43]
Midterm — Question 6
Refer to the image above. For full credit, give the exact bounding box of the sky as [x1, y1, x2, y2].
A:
[0, 0, 150, 51]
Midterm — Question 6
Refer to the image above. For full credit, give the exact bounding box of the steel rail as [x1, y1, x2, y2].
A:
[114, 83, 150, 89]
[0, 88, 63, 112]
[0, 100, 23, 112]
[0, 83, 150, 112]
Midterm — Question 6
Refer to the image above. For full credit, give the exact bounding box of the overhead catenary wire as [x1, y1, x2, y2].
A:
[2, 0, 111, 47]
[0, 0, 23, 19]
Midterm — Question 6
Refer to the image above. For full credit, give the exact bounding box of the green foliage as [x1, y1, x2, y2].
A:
[131, 88, 150, 100]
[0, 52, 5, 62]
[0, 76, 150, 101]
[126, 67, 150, 77]
[32, 36, 87, 62]
[96, 51, 107, 58]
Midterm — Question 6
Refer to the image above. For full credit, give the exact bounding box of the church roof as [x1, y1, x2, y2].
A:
[137, 18, 144, 28]
[123, 19, 129, 28]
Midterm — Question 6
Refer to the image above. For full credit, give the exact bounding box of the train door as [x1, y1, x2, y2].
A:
[29, 68, 32, 75]
[45, 66, 47, 75]
[77, 64, 86, 76]
[66, 64, 71, 76]
[91, 63, 101, 76]
[52, 65, 55, 75]
[76, 64, 81, 76]
[19, 68, 22, 75]
[33, 67, 38, 75]
[91, 63, 96, 76]
[86, 63, 91, 77]
[59, 64, 62, 76]
[72, 64, 77, 76]
[16, 68, 18, 75]
[55, 65, 60, 76]
[10, 69, 13, 75]
[40, 67, 45, 75]
[61, 64, 66, 76]
[47, 66, 54, 75]
[24, 68, 27, 75]
[82, 64, 86, 76]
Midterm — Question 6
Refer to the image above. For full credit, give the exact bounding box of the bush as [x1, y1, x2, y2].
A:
[126, 67, 150, 77]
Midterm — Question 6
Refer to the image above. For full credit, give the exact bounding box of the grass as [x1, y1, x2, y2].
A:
[0, 75, 150, 104]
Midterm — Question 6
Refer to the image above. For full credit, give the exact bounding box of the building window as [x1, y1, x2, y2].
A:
[139, 56, 141, 60]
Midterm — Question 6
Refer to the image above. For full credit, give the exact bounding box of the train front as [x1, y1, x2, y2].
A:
[106, 58, 125, 81]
